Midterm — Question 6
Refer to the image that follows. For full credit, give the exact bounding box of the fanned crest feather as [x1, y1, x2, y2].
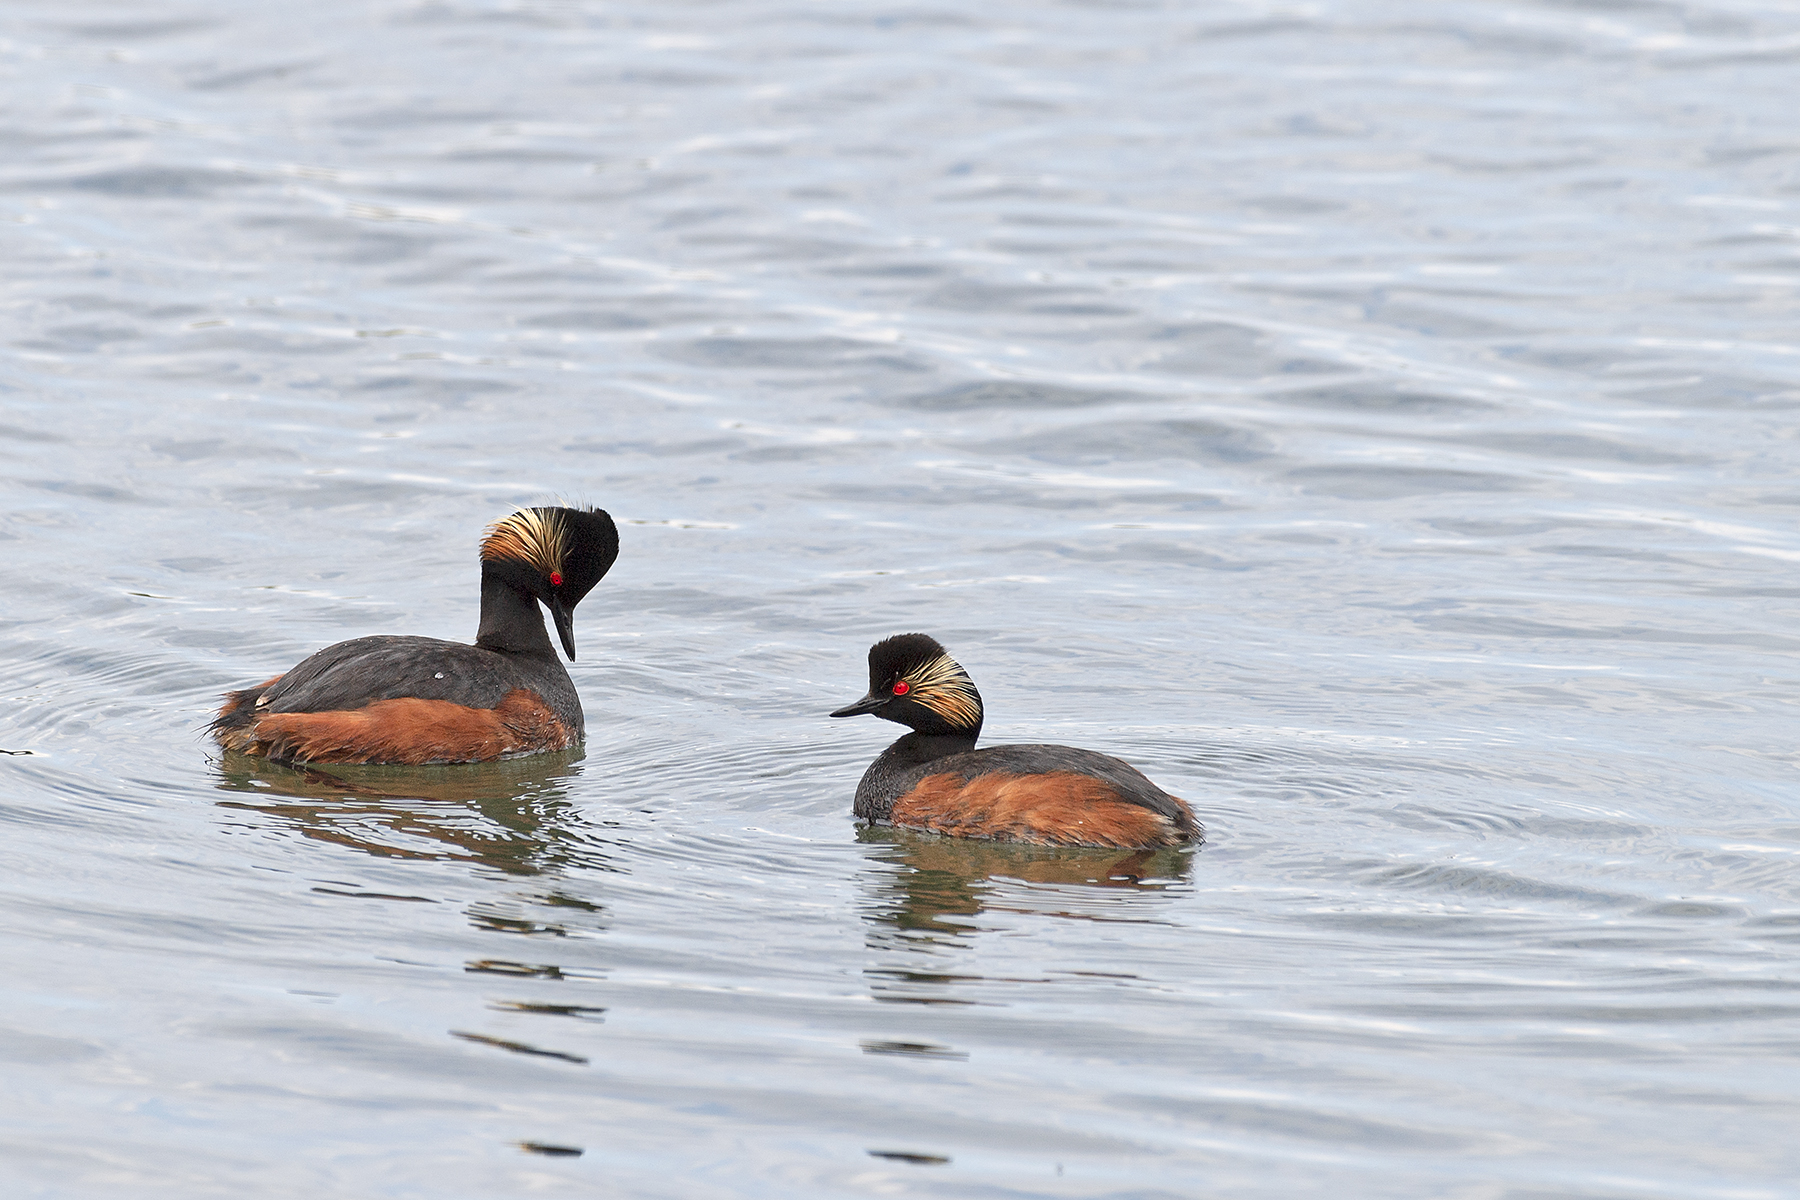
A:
[904, 654, 984, 729]
[480, 507, 568, 578]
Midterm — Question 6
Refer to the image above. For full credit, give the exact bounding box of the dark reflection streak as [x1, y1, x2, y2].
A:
[470, 909, 569, 936]
[859, 1039, 967, 1060]
[1061, 970, 1142, 979]
[867, 1149, 951, 1165]
[870, 995, 981, 1007]
[465, 959, 571, 979]
[310, 887, 436, 902]
[490, 1001, 606, 1019]
[865, 969, 1061, 986]
[450, 1030, 589, 1065]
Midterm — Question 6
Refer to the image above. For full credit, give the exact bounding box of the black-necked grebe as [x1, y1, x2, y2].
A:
[211, 505, 619, 765]
[830, 633, 1201, 849]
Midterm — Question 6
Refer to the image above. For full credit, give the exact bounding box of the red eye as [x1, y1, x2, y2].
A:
[550, 571, 563, 587]
[892, 681, 910, 696]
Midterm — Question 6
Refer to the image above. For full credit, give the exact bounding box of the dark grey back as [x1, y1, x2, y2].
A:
[260, 634, 584, 739]
[854, 734, 1191, 832]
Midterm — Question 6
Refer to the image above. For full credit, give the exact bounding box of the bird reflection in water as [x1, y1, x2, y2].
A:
[212, 748, 609, 879]
[214, 749, 612, 1071]
[855, 826, 1194, 1005]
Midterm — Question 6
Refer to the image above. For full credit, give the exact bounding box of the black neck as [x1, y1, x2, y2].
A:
[886, 730, 980, 764]
[475, 573, 556, 657]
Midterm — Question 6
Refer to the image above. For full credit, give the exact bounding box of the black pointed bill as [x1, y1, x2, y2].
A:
[830, 692, 889, 718]
[550, 594, 577, 659]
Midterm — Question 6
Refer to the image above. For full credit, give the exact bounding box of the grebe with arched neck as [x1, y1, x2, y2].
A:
[211, 506, 618, 765]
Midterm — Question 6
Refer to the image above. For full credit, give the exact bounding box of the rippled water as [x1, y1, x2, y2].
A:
[5, 1, 1800, 1196]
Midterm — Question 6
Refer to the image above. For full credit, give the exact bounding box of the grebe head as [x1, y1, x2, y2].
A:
[479, 505, 619, 658]
[830, 632, 984, 736]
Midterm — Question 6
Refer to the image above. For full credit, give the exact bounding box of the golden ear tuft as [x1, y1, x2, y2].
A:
[480, 507, 569, 578]
[903, 654, 984, 728]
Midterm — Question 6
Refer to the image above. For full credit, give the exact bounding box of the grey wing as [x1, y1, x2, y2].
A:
[260, 636, 517, 713]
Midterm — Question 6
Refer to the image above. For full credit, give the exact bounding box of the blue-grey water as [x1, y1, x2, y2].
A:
[4, 1, 1799, 1196]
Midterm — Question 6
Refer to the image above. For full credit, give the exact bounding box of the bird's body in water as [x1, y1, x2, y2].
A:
[211, 506, 619, 765]
[830, 634, 1201, 849]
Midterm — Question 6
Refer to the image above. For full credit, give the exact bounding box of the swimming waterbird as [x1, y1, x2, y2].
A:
[830, 633, 1200, 848]
[212, 506, 618, 764]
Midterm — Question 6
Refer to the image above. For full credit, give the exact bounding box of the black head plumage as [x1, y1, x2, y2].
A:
[480, 505, 619, 658]
[830, 632, 984, 735]
[865, 633, 949, 687]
